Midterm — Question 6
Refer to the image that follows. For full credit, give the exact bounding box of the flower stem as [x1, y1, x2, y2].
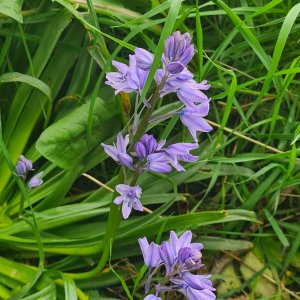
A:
[129, 76, 168, 150]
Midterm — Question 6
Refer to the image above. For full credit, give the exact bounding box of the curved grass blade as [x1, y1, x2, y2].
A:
[0, 72, 51, 99]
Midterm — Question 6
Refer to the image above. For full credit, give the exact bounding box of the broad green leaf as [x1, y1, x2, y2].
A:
[36, 98, 119, 170]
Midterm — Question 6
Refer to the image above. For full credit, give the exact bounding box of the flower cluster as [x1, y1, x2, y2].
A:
[102, 133, 198, 218]
[138, 230, 216, 300]
[102, 31, 213, 219]
[15, 155, 43, 189]
[105, 31, 212, 143]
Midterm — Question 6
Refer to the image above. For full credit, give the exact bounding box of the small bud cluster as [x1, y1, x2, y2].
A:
[15, 155, 43, 189]
[139, 231, 216, 300]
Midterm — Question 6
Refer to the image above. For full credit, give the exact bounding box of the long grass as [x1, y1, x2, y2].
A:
[0, 0, 299, 299]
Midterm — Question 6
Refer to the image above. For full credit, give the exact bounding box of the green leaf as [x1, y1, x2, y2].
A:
[36, 98, 119, 170]
[0, 0, 23, 23]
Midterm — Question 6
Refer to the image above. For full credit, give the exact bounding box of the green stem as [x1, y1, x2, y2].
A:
[19, 194, 24, 216]
[130, 75, 168, 150]
[67, 170, 123, 280]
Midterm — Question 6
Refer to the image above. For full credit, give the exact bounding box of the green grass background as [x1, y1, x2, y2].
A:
[0, 0, 299, 299]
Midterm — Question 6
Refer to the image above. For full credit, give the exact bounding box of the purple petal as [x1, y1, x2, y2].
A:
[101, 143, 118, 161]
[156, 139, 166, 150]
[195, 102, 210, 117]
[178, 154, 199, 163]
[164, 36, 175, 59]
[132, 198, 144, 212]
[177, 87, 209, 106]
[122, 201, 133, 219]
[135, 48, 153, 70]
[114, 195, 125, 205]
[117, 153, 133, 168]
[166, 143, 198, 156]
[159, 241, 176, 275]
[184, 286, 216, 300]
[28, 172, 43, 188]
[138, 238, 162, 267]
[166, 61, 185, 74]
[179, 44, 194, 65]
[144, 295, 162, 300]
[112, 60, 128, 73]
[183, 273, 215, 291]
[116, 184, 132, 195]
[146, 162, 172, 173]
[117, 132, 129, 153]
[134, 142, 147, 159]
[16, 161, 27, 176]
[127, 55, 140, 90]
[154, 69, 164, 85]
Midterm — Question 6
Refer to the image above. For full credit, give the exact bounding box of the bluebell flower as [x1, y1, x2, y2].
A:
[138, 237, 162, 267]
[101, 132, 133, 168]
[139, 230, 215, 300]
[114, 184, 143, 219]
[28, 172, 43, 188]
[159, 241, 177, 275]
[163, 31, 194, 73]
[15, 155, 33, 177]
[105, 56, 148, 95]
[155, 68, 210, 107]
[134, 134, 165, 160]
[180, 102, 213, 142]
[144, 153, 172, 173]
[177, 80, 210, 106]
[143, 142, 199, 173]
[180, 273, 216, 300]
[135, 48, 153, 70]
[162, 143, 199, 172]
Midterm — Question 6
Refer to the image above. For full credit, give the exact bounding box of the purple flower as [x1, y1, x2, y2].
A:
[183, 273, 215, 292]
[15, 155, 33, 177]
[155, 68, 194, 95]
[139, 230, 215, 300]
[177, 80, 210, 107]
[144, 153, 172, 173]
[180, 102, 213, 142]
[105, 56, 148, 95]
[144, 295, 161, 300]
[101, 132, 133, 168]
[105, 61, 133, 94]
[142, 142, 199, 173]
[28, 172, 43, 188]
[134, 134, 165, 160]
[159, 241, 177, 275]
[114, 184, 143, 219]
[166, 61, 185, 74]
[178, 247, 202, 271]
[162, 143, 199, 171]
[135, 48, 153, 70]
[183, 285, 216, 300]
[169, 230, 203, 254]
[155, 68, 210, 107]
[181, 273, 216, 300]
[138, 237, 162, 267]
[163, 31, 194, 72]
